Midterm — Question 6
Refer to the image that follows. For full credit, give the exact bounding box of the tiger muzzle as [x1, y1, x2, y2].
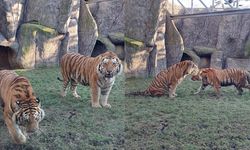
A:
[105, 71, 113, 78]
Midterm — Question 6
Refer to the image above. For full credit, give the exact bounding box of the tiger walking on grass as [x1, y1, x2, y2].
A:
[191, 68, 250, 96]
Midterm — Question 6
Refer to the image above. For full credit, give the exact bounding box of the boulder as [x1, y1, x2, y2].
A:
[108, 32, 124, 45]
[244, 36, 250, 58]
[210, 51, 223, 69]
[226, 58, 250, 71]
[0, 0, 24, 41]
[24, 0, 73, 33]
[68, 0, 80, 53]
[217, 14, 250, 58]
[177, 14, 221, 49]
[89, 0, 124, 36]
[124, 0, 161, 77]
[97, 35, 116, 51]
[16, 23, 64, 68]
[165, 12, 184, 67]
[78, 0, 98, 56]
[68, 18, 78, 53]
[183, 49, 200, 64]
[199, 57, 210, 68]
[193, 46, 217, 57]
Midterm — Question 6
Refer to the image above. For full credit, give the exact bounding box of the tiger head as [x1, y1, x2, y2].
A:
[184, 60, 199, 76]
[11, 81, 45, 133]
[191, 68, 209, 81]
[97, 51, 123, 78]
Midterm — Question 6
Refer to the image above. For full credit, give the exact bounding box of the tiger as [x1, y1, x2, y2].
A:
[191, 68, 250, 96]
[58, 51, 123, 108]
[126, 60, 199, 98]
[0, 70, 45, 144]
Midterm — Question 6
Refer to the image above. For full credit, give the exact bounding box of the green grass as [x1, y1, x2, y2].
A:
[1, 67, 250, 149]
[0, 67, 125, 149]
[125, 77, 250, 149]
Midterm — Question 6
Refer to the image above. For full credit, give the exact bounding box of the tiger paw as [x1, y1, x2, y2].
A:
[73, 93, 81, 99]
[61, 91, 67, 97]
[14, 134, 27, 144]
[102, 103, 111, 108]
[169, 94, 176, 98]
[92, 103, 102, 108]
[194, 91, 200, 95]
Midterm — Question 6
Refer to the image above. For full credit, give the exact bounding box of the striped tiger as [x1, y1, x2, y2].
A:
[191, 68, 250, 95]
[126, 60, 199, 97]
[0, 70, 45, 144]
[58, 51, 123, 108]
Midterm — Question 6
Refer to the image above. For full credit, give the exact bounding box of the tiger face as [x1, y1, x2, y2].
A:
[11, 86, 45, 133]
[97, 52, 123, 79]
[186, 61, 199, 76]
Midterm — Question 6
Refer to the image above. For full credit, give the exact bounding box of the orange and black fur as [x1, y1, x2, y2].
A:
[58, 51, 123, 108]
[127, 60, 199, 97]
[191, 68, 250, 95]
[0, 70, 45, 144]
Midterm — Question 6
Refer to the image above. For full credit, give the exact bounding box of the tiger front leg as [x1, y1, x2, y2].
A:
[168, 85, 177, 98]
[90, 84, 102, 108]
[213, 85, 221, 97]
[100, 86, 113, 108]
[194, 84, 207, 95]
[4, 111, 26, 144]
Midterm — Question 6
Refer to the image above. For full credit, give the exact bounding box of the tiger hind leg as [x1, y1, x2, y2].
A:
[91, 84, 102, 108]
[61, 79, 70, 97]
[70, 80, 81, 98]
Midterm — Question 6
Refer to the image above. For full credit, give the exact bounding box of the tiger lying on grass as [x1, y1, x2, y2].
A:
[58, 51, 123, 108]
[0, 70, 45, 144]
[126, 60, 199, 97]
[191, 68, 250, 96]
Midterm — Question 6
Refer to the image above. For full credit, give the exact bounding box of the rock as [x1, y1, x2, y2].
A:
[124, 37, 144, 49]
[244, 36, 250, 58]
[124, 46, 150, 78]
[68, 0, 80, 53]
[97, 35, 116, 51]
[193, 46, 217, 57]
[89, 0, 124, 36]
[226, 58, 250, 71]
[78, 0, 98, 56]
[108, 32, 124, 45]
[16, 23, 64, 68]
[199, 57, 210, 68]
[59, 32, 69, 60]
[217, 14, 250, 58]
[125, 0, 160, 44]
[177, 14, 221, 49]
[115, 45, 125, 61]
[24, 0, 73, 33]
[68, 18, 78, 53]
[0, 0, 24, 41]
[210, 51, 223, 69]
[183, 49, 200, 64]
[124, 0, 161, 77]
[165, 12, 184, 67]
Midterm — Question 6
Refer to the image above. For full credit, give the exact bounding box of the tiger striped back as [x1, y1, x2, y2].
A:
[192, 68, 250, 95]
[58, 51, 123, 108]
